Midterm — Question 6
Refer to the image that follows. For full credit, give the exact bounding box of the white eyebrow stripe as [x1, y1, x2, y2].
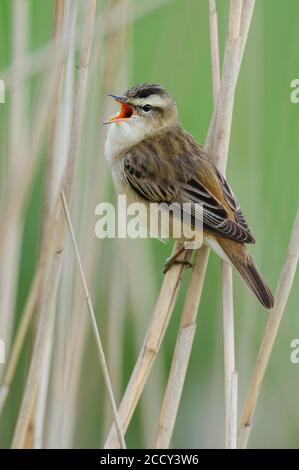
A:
[132, 95, 165, 107]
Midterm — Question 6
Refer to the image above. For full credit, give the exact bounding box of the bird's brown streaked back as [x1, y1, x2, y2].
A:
[122, 126, 255, 244]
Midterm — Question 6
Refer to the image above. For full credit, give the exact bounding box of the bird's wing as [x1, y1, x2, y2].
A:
[213, 166, 252, 235]
[122, 130, 255, 244]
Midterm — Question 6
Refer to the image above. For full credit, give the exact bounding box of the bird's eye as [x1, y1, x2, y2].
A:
[142, 104, 152, 112]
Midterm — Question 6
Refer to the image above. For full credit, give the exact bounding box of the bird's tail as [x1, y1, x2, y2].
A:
[218, 238, 274, 310]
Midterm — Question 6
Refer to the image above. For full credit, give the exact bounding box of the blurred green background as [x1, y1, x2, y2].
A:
[0, 0, 298, 449]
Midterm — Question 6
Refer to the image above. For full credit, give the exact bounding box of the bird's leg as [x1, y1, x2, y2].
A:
[163, 245, 193, 273]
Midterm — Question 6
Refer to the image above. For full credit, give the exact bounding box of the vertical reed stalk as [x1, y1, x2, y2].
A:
[60, 192, 126, 449]
[104, 246, 191, 448]
[156, 0, 254, 449]
[11, 1, 97, 448]
[0, 0, 171, 431]
[155, 247, 209, 448]
[31, 0, 75, 449]
[209, 0, 221, 103]
[238, 208, 299, 448]
[0, 0, 28, 379]
[0, 199, 59, 417]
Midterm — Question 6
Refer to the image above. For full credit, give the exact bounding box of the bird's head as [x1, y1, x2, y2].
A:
[105, 83, 179, 144]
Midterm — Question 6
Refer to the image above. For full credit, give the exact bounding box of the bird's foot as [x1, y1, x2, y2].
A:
[163, 258, 193, 274]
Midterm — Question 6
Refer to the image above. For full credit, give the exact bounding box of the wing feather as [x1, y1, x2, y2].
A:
[122, 131, 255, 244]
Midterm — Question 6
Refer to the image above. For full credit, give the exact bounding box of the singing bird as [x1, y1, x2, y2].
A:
[104, 83, 274, 309]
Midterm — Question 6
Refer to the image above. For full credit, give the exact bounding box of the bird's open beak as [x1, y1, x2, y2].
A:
[103, 94, 134, 124]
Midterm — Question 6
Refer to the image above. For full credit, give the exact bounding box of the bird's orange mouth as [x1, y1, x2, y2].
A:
[110, 101, 134, 122]
[104, 94, 134, 124]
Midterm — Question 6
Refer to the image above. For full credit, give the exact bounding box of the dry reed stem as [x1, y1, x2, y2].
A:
[155, 0, 221, 446]
[103, 3, 164, 447]
[0, 10, 78, 407]
[238, 0, 256, 74]
[221, 263, 236, 448]
[104, 246, 192, 448]
[208, 0, 256, 447]
[206, 0, 255, 151]
[0, 0, 172, 87]
[118, 240, 165, 447]
[213, 7, 255, 448]
[104, 244, 127, 431]
[1, 0, 107, 444]
[33, 321, 54, 449]
[102, 1, 132, 434]
[0, 0, 69, 436]
[228, 371, 238, 448]
[47, 14, 128, 446]
[209, 0, 221, 103]
[11, 1, 97, 448]
[0, 197, 60, 418]
[60, 192, 126, 449]
[40, 0, 67, 249]
[0, 54, 63, 258]
[217, 0, 243, 449]
[238, 208, 299, 449]
[45, 0, 103, 447]
[32, 0, 73, 449]
[0, 0, 171, 265]
[155, 246, 209, 448]
[0, 0, 28, 379]
[156, 0, 254, 448]
[0, 273, 41, 413]
[210, 0, 243, 172]
[0, 0, 72, 250]
[52, 2, 134, 447]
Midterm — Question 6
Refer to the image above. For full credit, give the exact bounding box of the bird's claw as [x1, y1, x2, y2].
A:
[163, 259, 193, 274]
